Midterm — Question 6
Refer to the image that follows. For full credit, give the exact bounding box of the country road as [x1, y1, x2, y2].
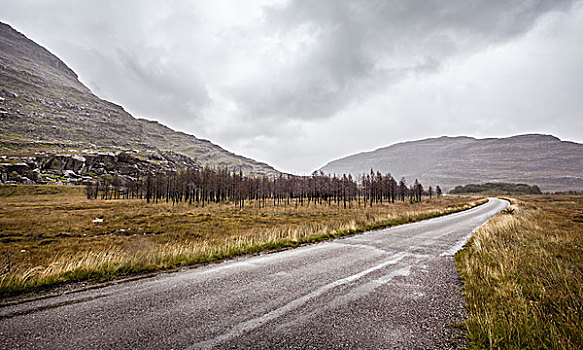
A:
[0, 198, 508, 350]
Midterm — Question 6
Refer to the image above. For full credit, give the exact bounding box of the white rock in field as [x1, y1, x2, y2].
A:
[92, 218, 104, 223]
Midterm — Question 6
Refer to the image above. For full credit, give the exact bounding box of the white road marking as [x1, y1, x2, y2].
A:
[274, 265, 414, 331]
[185, 251, 409, 349]
[329, 242, 394, 254]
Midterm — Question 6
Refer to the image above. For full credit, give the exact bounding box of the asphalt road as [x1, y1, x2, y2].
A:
[0, 198, 508, 350]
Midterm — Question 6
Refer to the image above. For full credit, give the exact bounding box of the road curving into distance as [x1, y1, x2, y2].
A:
[0, 198, 508, 349]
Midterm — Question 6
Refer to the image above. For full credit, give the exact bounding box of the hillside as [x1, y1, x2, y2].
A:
[320, 134, 583, 192]
[0, 22, 278, 176]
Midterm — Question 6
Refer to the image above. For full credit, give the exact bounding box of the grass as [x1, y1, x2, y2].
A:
[0, 184, 486, 297]
[455, 195, 583, 349]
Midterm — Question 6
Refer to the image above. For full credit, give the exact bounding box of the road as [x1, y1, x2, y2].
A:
[0, 198, 508, 350]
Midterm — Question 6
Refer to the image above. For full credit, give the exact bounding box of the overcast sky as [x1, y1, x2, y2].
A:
[1, 0, 582, 174]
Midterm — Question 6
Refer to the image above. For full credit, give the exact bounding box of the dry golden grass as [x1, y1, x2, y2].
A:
[456, 195, 583, 349]
[0, 185, 485, 296]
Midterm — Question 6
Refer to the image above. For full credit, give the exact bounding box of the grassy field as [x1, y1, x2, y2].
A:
[456, 194, 583, 349]
[0, 184, 485, 297]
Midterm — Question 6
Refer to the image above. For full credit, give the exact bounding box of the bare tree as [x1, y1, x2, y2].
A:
[87, 166, 428, 210]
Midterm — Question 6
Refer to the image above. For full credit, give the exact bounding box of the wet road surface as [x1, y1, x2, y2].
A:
[0, 198, 508, 349]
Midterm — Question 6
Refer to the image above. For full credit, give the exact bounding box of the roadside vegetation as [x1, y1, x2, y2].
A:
[456, 194, 583, 349]
[0, 184, 485, 297]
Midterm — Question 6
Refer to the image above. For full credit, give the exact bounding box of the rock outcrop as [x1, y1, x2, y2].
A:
[0, 151, 199, 186]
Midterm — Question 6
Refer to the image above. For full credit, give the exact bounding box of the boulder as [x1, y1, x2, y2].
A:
[1, 162, 30, 173]
[41, 156, 65, 171]
[20, 176, 34, 185]
[64, 156, 85, 172]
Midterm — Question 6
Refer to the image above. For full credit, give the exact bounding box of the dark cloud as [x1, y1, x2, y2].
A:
[232, 0, 575, 121]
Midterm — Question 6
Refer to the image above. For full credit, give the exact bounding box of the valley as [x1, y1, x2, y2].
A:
[1, 12, 582, 350]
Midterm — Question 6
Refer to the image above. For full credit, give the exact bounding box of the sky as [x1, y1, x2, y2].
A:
[1, 0, 582, 174]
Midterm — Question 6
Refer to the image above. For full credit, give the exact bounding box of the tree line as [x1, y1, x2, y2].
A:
[450, 182, 541, 195]
[86, 167, 441, 208]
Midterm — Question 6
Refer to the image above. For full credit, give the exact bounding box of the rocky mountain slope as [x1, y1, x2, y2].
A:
[0, 21, 278, 177]
[320, 134, 583, 192]
[1, 151, 198, 186]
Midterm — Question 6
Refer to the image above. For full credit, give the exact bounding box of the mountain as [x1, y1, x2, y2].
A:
[320, 134, 583, 192]
[0, 22, 278, 176]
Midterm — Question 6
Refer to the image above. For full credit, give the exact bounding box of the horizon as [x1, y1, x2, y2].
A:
[1, 1, 583, 174]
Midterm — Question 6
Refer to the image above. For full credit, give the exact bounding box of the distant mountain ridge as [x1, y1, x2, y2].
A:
[0, 21, 278, 176]
[320, 134, 583, 192]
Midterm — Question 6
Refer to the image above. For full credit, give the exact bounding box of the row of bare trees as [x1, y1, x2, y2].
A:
[86, 167, 441, 208]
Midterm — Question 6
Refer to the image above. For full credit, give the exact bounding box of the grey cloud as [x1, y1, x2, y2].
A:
[113, 47, 210, 125]
[231, 0, 575, 122]
[2, 0, 574, 129]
